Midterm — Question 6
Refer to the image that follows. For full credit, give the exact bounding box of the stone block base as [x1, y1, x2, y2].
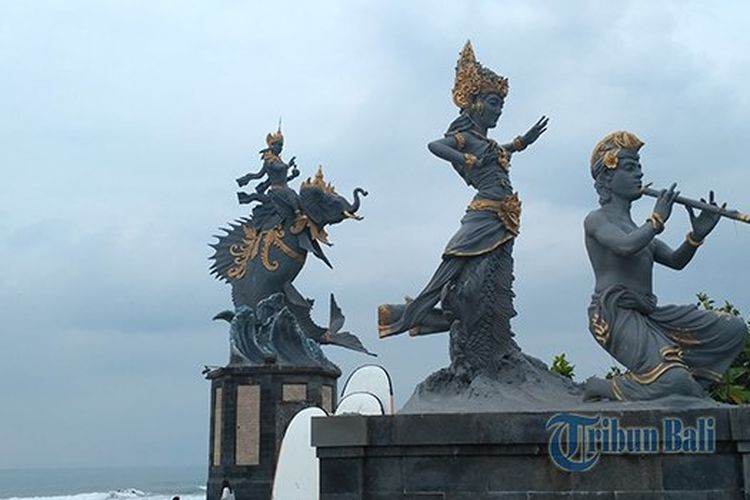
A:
[206, 364, 338, 500]
[312, 406, 750, 499]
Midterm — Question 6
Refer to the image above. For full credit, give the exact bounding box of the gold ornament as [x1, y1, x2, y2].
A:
[227, 225, 261, 280]
[590, 131, 644, 171]
[497, 148, 510, 171]
[259, 227, 304, 271]
[377, 304, 392, 337]
[290, 212, 332, 246]
[590, 313, 610, 345]
[498, 192, 522, 235]
[452, 40, 509, 110]
[467, 193, 522, 235]
[226, 224, 304, 279]
[453, 132, 466, 150]
[265, 127, 284, 147]
[647, 212, 665, 233]
[301, 165, 336, 193]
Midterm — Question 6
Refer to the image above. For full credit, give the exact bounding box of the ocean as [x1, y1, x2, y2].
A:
[0, 466, 206, 500]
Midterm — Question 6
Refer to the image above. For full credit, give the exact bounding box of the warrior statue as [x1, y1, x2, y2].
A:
[209, 126, 372, 369]
[235, 125, 302, 222]
[378, 41, 549, 378]
[583, 131, 747, 401]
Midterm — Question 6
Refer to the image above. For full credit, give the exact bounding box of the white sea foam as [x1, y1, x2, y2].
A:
[0, 490, 204, 500]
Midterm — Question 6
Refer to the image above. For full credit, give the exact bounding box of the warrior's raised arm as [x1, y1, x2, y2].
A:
[236, 166, 266, 188]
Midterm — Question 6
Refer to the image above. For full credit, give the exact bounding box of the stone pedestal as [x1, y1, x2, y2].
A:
[312, 406, 750, 499]
[206, 364, 339, 500]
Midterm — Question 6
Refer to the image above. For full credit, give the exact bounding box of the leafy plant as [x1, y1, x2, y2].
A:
[711, 367, 750, 405]
[697, 292, 741, 317]
[550, 353, 575, 380]
[697, 293, 750, 405]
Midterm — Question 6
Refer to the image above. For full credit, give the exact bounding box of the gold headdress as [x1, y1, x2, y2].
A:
[301, 166, 336, 193]
[265, 129, 284, 147]
[590, 131, 644, 174]
[452, 41, 509, 110]
[265, 119, 284, 147]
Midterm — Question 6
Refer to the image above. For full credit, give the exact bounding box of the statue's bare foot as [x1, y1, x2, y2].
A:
[583, 376, 615, 401]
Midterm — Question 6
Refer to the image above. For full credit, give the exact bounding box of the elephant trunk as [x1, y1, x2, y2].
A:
[346, 187, 368, 213]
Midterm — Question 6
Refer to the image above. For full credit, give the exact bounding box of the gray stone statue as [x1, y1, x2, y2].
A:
[209, 127, 372, 368]
[378, 41, 561, 391]
[583, 130, 747, 401]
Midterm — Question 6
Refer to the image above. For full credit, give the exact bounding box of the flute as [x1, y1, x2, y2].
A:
[641, 185, 750, 224]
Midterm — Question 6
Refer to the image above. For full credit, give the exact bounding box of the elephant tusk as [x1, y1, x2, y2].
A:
[343, 211, 364, 221]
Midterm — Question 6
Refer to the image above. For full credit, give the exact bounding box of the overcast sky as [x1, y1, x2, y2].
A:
[1, 0, 749, 469]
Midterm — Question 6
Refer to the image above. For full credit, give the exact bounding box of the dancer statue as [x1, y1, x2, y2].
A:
[378, 41, 548, 374]
[583, 131, 747, 401]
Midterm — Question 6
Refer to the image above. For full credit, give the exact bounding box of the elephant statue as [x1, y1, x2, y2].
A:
[209, 166, 372, 366]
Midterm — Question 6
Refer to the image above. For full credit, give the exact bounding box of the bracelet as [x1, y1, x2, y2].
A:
[512, 135, 526, 152]
[685, 232, 704, 247]
[464, 153, 478, 169]
[647, 212, 665, 233]
[453, 132, 466, 151]
[497, 150, 511, 171]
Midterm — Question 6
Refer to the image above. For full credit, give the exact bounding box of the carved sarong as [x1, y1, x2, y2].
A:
[588, 285, 747, 400]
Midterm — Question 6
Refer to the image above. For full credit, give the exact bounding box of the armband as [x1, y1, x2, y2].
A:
[512, 135, 526, 152]
[453, 132, 466, 151]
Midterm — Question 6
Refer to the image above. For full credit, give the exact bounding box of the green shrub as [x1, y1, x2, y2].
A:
[697, 293, 750, 405]
[550, 353, 575, 380]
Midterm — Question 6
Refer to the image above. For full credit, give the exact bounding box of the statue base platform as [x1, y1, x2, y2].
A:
[206, 364, 339, 500]
[312, 405, 750, 499]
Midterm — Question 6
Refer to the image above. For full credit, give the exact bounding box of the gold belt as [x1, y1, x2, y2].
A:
[467, 194, 522, 235]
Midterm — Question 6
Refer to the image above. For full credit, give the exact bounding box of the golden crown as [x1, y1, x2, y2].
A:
[265, 128, 284, 147]
[590, 131, 645, 171]
[452, 41, 509, 109]
[302, 166, 336, 193]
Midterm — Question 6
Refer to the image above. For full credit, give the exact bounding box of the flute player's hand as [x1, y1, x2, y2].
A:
[653, 183, 679, 225]
[687, 190, 725, 241]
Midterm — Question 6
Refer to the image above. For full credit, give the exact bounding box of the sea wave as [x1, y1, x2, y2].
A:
[0, 489, 205, 500]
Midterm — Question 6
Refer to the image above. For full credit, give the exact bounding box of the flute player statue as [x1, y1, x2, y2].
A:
[583, 131, 748, 401]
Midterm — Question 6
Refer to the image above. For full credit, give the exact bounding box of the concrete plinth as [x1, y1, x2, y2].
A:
[312, 406, 750, 499]
[206, 364, 339, 500]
